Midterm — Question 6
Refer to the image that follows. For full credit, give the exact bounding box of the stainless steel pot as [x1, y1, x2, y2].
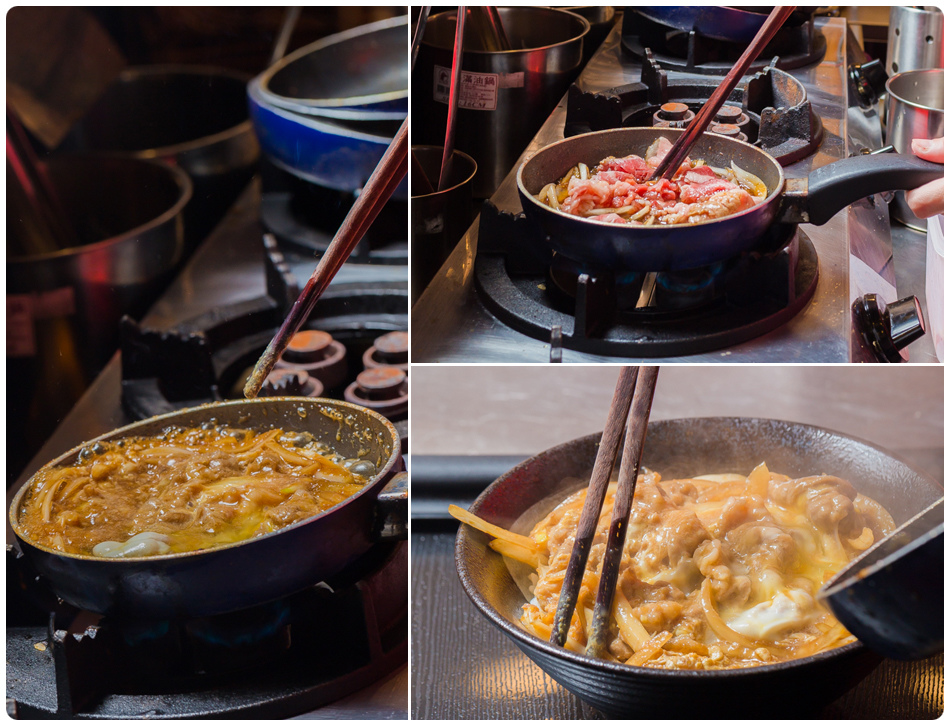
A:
[561, 6, 616, 64]
[885, 69, 945, 231]
[62, 65, 260, 245]
[413, 7, 589, 198]
[7, 154, 191, 482]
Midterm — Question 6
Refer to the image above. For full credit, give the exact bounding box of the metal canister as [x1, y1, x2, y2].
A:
[885, 69, 944, 231]
[413, 7, 588, 198]
[886, 6, 944, 76]
[411, 145, 477, 303]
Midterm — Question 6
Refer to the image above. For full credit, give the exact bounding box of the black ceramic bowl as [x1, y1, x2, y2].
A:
[455, 417, 943, 718]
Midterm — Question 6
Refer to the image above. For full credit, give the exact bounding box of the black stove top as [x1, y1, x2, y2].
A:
[620, 9, 827, 75]
[119, 234, 408, 436]
[7, 541, 407, 719]
[566, 57, 822, 166]
[260, 161, 408, 265]
[474, 202, 818, 359]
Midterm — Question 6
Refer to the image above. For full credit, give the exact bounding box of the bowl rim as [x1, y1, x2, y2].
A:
[455, 415, 942, 680]
[10, 396, 402, 563]
[257, 15, 408, 114]
[7, 153, 193, 263]
[92, 64, 256, 158]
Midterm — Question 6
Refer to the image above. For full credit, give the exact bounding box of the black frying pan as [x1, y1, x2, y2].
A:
[455, 417, 943, 717]
[517, 127, 943, 271]
[9, 398, 406, 620]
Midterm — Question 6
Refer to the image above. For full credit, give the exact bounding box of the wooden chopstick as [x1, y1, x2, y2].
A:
[438, 6, 467, 192]
[650, 6, 795, 181]
[587, 366, 659, 659]
[550, 366, 639, 647]
[243, 116, 408, 398]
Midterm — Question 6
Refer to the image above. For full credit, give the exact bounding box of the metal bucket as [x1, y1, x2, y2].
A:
[7, 154, 191, 482]
[411, 146, 477, 303]
[561, 6, 617, 65]
[61, 65, 259, 246]
[885, 69, 944, 231]
[413, 7, 588, 198]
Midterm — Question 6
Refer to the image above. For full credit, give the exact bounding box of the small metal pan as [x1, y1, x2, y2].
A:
[9, 397, 406, 620]
[820, 498, 943, 661]
[517, 127, 943, 271]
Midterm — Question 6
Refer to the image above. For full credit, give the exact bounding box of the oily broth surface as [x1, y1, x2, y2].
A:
[17, 425, 372, 556]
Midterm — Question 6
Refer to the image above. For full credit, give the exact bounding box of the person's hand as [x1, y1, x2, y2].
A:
[904, 137, 944, 219]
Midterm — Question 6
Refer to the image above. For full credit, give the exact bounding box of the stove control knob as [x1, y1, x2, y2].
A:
[851, 293, 926, 362]
[850, 59, 888, 108]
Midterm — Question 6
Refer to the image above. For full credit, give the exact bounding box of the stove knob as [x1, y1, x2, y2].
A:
[851, 293, 926, 362]
[850, 59, 888, 108]
[363, 330, 409, 372]
[344, 366, 408, 420]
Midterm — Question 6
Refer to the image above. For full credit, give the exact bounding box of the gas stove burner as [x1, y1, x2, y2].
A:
[260, 159, 407, 265]
[273, 329, 348, 390]
[474, 204, 819, 358]
[119, 239, 407, 422]
[261, 369, 324, 397]
[6, 542, 407, 718]
[621, 10, 827, 75]
[566, 59, 822, 166]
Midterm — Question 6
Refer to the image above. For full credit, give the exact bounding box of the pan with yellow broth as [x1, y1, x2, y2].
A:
[454, 418, 941, 717]
[10, 398, 405, 619]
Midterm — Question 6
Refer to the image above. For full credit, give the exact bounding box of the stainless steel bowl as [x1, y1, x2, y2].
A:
[885, 69, 944, 231]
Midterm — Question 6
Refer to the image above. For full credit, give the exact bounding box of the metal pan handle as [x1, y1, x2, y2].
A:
[803, 153, 943, 226]
[374, 471, 408, 541]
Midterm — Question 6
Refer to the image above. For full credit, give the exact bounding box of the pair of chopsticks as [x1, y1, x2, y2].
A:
[243, 115, 407, 398]
[650, 6, 796, 181]
[549, 366, 659, 658]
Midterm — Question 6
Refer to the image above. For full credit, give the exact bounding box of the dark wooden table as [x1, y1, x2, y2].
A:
[409, 366, 944, 719]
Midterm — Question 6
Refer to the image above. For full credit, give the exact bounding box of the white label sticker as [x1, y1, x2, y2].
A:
[433, 66, 522, 111]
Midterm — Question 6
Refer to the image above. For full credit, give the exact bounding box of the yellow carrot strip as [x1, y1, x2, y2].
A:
[448, 505, 539, 552]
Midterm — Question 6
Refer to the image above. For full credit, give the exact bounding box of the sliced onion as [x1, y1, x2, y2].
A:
[731, 161, 768, 200]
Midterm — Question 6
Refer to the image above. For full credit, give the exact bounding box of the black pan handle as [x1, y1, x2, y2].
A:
[374, 471, 408, 541]
[804, 154, 944, 226]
